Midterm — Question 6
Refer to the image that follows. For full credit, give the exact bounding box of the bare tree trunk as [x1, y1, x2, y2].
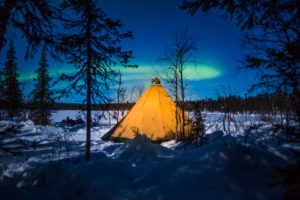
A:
[292, 83, 300, 128]
[179, 60, 185, 139]
[86, 7, 91, 161]
[116, 71, 121, 123]
[157, 29, 199, 140]
[175, 71, 179, 140]
[86, 61, 91, 161]
[108, 112, 111, 126]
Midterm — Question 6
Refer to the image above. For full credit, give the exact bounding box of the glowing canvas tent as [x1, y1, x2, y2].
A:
[102, 78, 194, 141]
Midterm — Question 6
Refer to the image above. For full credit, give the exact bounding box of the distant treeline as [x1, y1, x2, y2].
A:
[186, 92, 296, 114]
[20, 102, 136, 111]
[11, 92, 295, 115]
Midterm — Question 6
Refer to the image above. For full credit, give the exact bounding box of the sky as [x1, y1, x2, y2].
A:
[0, 0, 256, 103]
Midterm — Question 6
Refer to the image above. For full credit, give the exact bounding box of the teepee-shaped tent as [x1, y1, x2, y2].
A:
[102, 78, 194, 141]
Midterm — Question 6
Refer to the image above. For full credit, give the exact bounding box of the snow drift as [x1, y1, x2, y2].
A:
[1, 115, 299, 200]
[113, 134, 176, 162]
[132, 134, 288, 200]
[1, 132, 294, 200]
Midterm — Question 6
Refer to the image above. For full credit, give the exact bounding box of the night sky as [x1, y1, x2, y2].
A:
[0, 0, 256, 102]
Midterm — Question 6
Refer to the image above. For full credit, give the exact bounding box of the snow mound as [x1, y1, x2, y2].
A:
[113, 134, 176, 162]
[204, 130, 224, 141]
[1, 154, 133, 200]
[131, 135, 288, 200]
[161, 131, 226, 151]
[51, 156, 136, 199]
[160, 139, 180, 150]
[0, 132, 294, 200]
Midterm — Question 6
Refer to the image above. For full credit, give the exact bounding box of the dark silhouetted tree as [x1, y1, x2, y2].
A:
[114, 70, 127, 123]
[56, 0, 133, 161]
[181, 0, 300, 127]
[29, 49, 54, 125]
[128, 84, 145, 103]
[157, 40, 180, 140]
[158, 29, 199, 139]
[0, 0, 60, 57]
[191, 100, 205, 145]
[3, 41, 22, 118]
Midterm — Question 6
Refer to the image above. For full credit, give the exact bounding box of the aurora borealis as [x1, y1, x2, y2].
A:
[0, 0, 255, 102]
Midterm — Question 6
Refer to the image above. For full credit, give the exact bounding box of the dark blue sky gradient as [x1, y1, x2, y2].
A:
[0, 0, 256, 102]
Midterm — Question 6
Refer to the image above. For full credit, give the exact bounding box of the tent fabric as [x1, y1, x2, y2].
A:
[103, 85, 194, 141]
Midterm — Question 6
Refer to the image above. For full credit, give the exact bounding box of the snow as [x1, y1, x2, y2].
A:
[130, 135, 287, 200]
[0, 110, 299, 199]
[112, 134, 176, 162]
[50, 110, 128, 124]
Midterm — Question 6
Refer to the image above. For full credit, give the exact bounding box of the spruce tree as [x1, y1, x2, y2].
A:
[57, 0, 133, 160]
[3, 41, 22, 118]
[29, 49, 54, 125]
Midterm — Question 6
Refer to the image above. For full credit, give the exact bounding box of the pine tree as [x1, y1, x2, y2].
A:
[3, 41, 22, 118]
[29, 49, 54, 125]
[56, 0, 133, 160]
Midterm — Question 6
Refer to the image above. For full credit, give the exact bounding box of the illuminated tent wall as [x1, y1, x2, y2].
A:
[102, 80, 194, 142]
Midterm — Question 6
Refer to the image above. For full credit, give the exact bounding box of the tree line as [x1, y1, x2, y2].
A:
[0, 41, 54, 125]
[4, 92, 294, 115]
[186, 92, 296, 114]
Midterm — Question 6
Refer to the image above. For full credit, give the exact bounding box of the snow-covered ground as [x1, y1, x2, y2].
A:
[0, 110, 299, 199]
